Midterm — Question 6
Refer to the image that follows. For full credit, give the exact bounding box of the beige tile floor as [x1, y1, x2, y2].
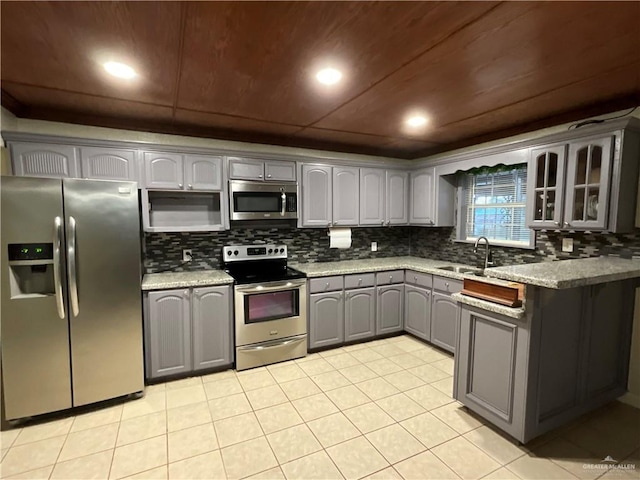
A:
[1, 335, 639, 480]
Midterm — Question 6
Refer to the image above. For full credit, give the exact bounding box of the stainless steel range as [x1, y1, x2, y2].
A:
[223, 244, 307, 371]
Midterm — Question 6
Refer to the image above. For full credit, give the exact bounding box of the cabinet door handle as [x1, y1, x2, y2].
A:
[267, 174, 272, 178]
[358, 278, 362, 284]
[414, 276, 418, 282]
[332, 221, 337, 226]
[563, 222, 570, 227]
[194, 289, 199, 294]
[183, 290, 189, 298]
[445, 282, 450, 288]
[178, 183, 183, 188]
[389, 275, 393, 281]
[258, 174, 263, 178]
[381, 221, 384, 226]
[188, 184, 193, 189]
[554, 221, 560, 226]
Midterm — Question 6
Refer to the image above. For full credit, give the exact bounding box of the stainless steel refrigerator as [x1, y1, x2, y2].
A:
[1, 176, 144, 420]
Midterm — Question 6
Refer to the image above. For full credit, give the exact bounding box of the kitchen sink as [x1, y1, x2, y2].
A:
[437, 265, 479, 274]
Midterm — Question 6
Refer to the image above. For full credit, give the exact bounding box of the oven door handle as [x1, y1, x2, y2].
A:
[235, 279, 306, 294]
[237, 334, 306, 352]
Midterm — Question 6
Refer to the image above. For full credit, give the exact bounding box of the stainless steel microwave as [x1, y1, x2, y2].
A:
[229, 180, 298, 221]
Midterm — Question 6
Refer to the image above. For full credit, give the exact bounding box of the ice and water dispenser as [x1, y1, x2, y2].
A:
[7, 243, 56, 298]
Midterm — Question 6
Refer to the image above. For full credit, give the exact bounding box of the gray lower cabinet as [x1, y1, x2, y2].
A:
[309, 291, 344, 349]
[192, 286, 233, 371]
[146, 289, 192, 378]
[455, 306, 529, 441]
[455, 281, 635, 443]
[345, 287, 376, 341]
[145, 286, 233, 379]
[404, 284, 431, 341]
[376, 284, 404, 335]
[431, 291, 458, 353]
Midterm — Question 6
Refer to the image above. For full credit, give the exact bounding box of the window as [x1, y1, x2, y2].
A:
[458, 164, 534, 248]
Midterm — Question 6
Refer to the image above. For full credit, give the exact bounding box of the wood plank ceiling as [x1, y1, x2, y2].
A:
[1, 1, 639, 159]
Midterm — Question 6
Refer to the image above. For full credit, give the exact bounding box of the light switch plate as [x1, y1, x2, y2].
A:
[371, 242, 378, 252]
[562, 238, 574, 253]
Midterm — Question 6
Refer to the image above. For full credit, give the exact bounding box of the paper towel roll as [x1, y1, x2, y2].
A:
[329, 227, 352, 249]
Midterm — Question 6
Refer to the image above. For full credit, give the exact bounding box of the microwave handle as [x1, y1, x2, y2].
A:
[281, 191, 286, 216]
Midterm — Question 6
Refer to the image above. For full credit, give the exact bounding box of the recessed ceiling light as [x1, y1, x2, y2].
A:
[316, 68, 342, 85]
[103, 61, 137, 79]
[406, 115, 428, 128]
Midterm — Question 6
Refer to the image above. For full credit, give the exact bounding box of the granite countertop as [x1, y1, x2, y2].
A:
[291, 256, 482, 280]
[484, 256, 640, 289]
[452, 292, 526, 320]
[142, 270, 234, 291]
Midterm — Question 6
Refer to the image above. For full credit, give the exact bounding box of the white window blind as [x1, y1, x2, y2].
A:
[459, 164, 533, 248]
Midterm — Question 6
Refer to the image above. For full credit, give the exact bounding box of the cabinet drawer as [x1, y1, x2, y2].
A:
[376, 270, 405, 285]
[405, 271, 433, 289]
[433, 276, 463, 294]
[344, 273, 375, 289]
[309, 276, 344, 293]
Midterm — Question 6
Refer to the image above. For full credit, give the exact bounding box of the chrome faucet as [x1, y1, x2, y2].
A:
[473, 236, 494, 270]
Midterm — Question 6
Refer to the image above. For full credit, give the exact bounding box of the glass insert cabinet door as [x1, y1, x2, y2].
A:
[527, 145, 567, 229]
[564, 135, 613, 230]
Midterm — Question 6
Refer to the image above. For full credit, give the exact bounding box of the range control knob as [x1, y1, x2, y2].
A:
[234, 250, 239, 256]
[280, 248, 285, 253]
[226, 250, 231, 256]
[268, 249, 273, 254]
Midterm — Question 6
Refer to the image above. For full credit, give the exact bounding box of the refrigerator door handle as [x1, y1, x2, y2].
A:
[68, 216, 79, 317]
[53, 216, 65, 319]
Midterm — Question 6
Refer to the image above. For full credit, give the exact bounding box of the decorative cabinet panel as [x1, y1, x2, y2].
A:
[431, 291, 458, 353]
[564, 136, 613, 231]
[144, 286, 233, 379]
[527, 145, 567, 229]
[192, 286, 233, 371]
[309, 291, 344, 349]
[404, 284, 431, 341]
[229, 158, 296, 181]
[10, 143, 80, 178]
[409, 168, 435, 225]
[456, 307, 528, 440]
[333, 167, 360, 226]
[145, 289, 192, 378]
[360, 168, 385, 225]
[376, 284, 404, 335]
[302, 165, 332, 227]
[386, 171, 409, 225]
[185, 155, 223, 191]
[144, 152, 184, 190]
[345, 287, 376, 342]
[80, 147, 138, 182]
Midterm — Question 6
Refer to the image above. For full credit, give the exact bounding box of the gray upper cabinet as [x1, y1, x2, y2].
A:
[333, 167, 360, 226]
[229, 158, 296, 181]
[302, 165, 332, 227]
[360, 168, 385, 225]
[10, 143, 80, 179]
[404, 284, 431, 341]
[184, 155, 223, 191]
[228, 158, 265, 180]
[386, 171, 409, 225]
[144, 152, 184, 190]
[265, 161, 296, 181]
[146, 289, 192, 378]
[409, 168, 435, 225]
[527, 144, 567, 229]
[192, 286, 233, 371]
[345, 287, 376, 342]
[431, 291, 458, 353]
[376, 284, 404, 335]
[564, 135, 613, 231]
[309, 291, 344, 349]
[79, 147, 138, 182]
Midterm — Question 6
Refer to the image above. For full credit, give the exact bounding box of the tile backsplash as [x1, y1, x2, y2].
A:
[144, 227, 411, 273]
[144, 225, 640, 273]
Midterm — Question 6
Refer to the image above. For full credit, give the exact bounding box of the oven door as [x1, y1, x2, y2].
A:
[234, 279, 307, 346]
[229, 180, 297, 221]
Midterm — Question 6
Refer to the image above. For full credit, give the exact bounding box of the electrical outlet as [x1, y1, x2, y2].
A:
[182, 249, 193, 262]
[562, 238, 574, 253]
[371, 242, 378, 252]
